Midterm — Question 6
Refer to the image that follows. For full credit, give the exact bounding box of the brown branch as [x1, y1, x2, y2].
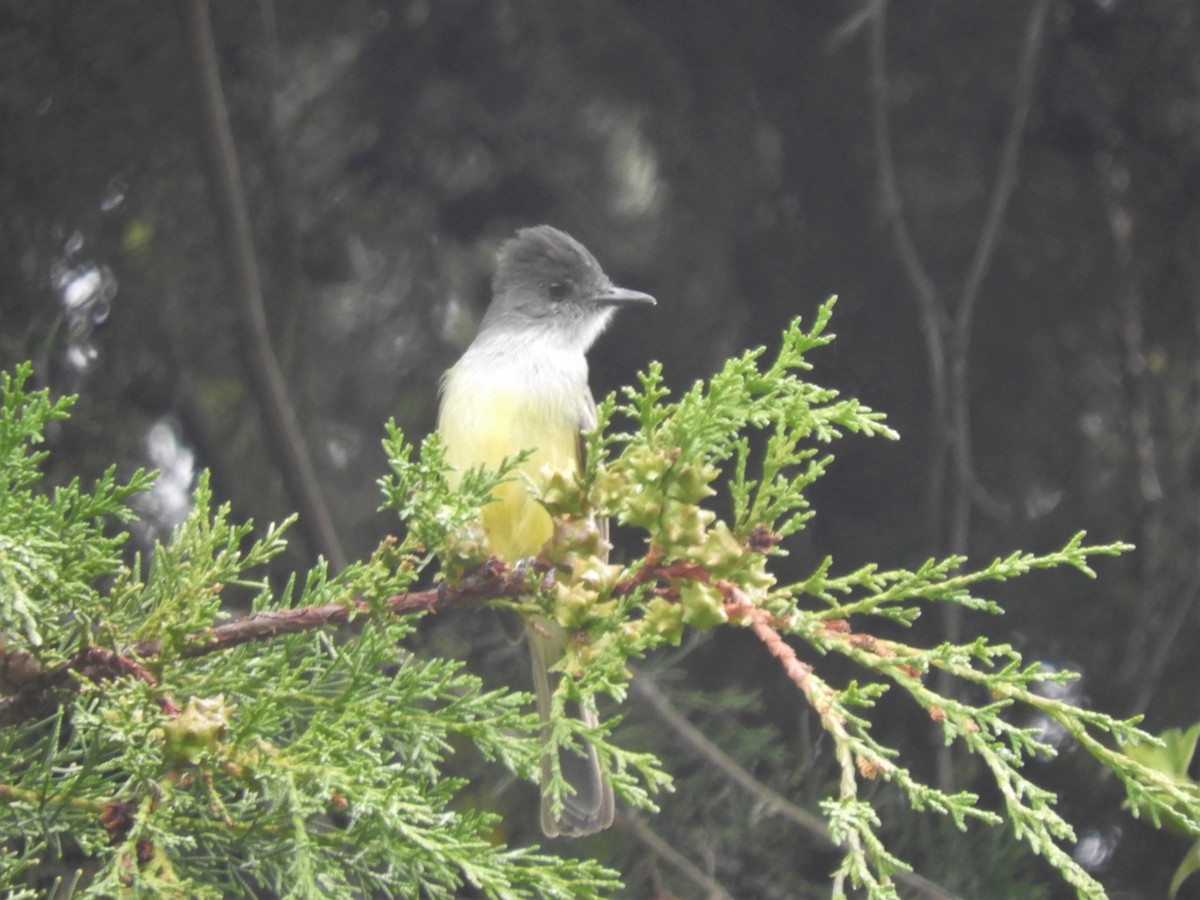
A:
[723, 585, 814, 689]
[0, 560, 524, 727]
[726, 590, 890, 779]
[0, 646, 166, 727]
[154, 559, 523, 659]
[720, 592, 962, 897]
[868, 0, 1050, 791]
[633, 675, 827, 835]
[868, 0, 1051, 545]
[632, 675, 962, 900]
[1095, 152, 1200, 715]
[947, 0, 1051, 530]
[19, 533, 759, 704]
[178, 0, 346, 572]
[867, 0, 949, 459]
[616, 808, 736, 900]
[954, 0, 1052, 363]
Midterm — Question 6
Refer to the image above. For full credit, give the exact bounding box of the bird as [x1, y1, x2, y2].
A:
[437, 225, 655, 837]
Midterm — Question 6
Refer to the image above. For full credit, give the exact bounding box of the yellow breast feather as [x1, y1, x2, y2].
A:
[438, 367, 582, 561]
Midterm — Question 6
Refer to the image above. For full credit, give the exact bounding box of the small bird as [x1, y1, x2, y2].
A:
[437, 225, 655, 836]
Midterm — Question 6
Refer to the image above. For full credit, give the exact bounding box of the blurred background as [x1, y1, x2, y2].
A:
[2, 0, 1198, 896]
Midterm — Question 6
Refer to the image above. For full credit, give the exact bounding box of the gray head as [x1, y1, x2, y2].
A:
[479, 225, 655, 353]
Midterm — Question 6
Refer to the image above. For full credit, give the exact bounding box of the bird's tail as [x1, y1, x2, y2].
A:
[528, 625, 614, 838]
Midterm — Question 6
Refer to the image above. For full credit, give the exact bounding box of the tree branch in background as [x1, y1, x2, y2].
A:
[948, 0, 1050, 534]
[631, 676, 962, 900]
[0, 315, 1161, 896]
[178, 0, 347, 571]
[172, 559, 520, 659]
[0, 559, 519, 726]
[1095, 152, 1200, 717]
[866, 0, 1051, 791]
[867, 0, 950, 554]
[867, 0, 1049, 554]
[616, 809, 736, 900]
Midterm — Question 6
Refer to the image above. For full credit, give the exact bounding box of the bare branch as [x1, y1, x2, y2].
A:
[617, 809, 736, 900]
[867, 0, 1051, 788]
[167, 559, 523, 659]
[869, 0, 1052, 541]
[632, 676, 962, 900]
[948, 0, 1052, 526]
[955, 0, 1052, 353]
[633, 675, 828, 835]
[0, 560, 524, 726]
[0, 646, 172, 727]
[867, 0, 949, 407]
[178, 0, 346, 571]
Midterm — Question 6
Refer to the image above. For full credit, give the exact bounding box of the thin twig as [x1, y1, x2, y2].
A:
[633, 675, 829, 835]
[632, 676, 962, 900]
[948, 0, 1051, 526]
[954, 0, 1052, 360]
[0, 560, 521, 724]
[1131, 562, 1200, 716]
[178, 0, 347, 571]
[617, 809, 736, 900]
[165, 559, 521, 658]
[868, 0, 1051, 791]
[868, 0, 1051, 541]
[867, 0, 954, 564]
[867, 0, 949, 446]
[1094, 152, 1200, 715]
[0, 647, 174, 726]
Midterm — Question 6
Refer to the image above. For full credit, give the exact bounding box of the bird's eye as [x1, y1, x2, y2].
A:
[546, 282, 570, 302]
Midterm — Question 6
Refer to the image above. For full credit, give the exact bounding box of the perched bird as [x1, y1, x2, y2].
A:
[437, 225, 655, 836]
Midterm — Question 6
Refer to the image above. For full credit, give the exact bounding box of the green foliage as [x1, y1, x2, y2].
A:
[377, 426, 510, 577]
[0, 364, 154, 657]
[385, 298, 1178, 898]
[1125, 723, 1200, 897]
[1, 303, 1187, 898]
[0, 369, 617, 897]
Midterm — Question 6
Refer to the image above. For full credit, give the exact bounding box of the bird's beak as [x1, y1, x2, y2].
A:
[589, 285, 657, 307]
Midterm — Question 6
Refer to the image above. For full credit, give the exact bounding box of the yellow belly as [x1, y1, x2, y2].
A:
[438, 379, 579, 562]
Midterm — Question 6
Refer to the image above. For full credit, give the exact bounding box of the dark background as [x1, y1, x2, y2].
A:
[3, 1, 1198, 896]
